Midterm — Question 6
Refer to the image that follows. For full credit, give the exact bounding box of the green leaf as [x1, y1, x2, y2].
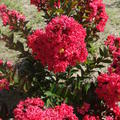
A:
[55, 8, 64, 15]
[84, 84, 91, 94]
[102, 59, 112, 63]
[95, 64, 105, 68]
[70, 69, 78, 76]
[103, 47, 109, 57]
[16, 41, 24, 52]
[44, 91, 60, 98]
[46, 99, 54, 107]
[99, 48, 104, 56]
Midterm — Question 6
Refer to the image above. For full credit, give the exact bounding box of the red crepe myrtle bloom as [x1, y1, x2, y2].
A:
[0, 4, 25, 30]
[105, 35, 120, 75]
[0, 79, 9, 91]
[28, 15, 88, 73]
[88, 0, 108, 32]
[96, 73, 120, 106]
[77, 102, 90, 115]
[83, 114, 99, 120]
[14, 97, 78, 120]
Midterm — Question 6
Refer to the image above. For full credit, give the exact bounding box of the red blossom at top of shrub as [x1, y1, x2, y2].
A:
[30, 0, 108, 32]
[0, 4, 7, 12]
[14, 97, 78, 120]
[30, 0, 61, 10]
[54, 0, 61, 8]
[88, 0, 108, 32]
[28, 15, 88, 73]
[8, 10, 25, 21]
[0, 4, 25, 30]
[30, 0, 47, 11]
[0, 4, 8, 25]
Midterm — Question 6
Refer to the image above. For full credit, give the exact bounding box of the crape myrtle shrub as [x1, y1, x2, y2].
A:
[0, 0, 120, 119]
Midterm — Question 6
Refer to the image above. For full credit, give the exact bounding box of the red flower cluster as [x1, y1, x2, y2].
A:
[30, 0, 47, 11]
[96, 73, 120, 106]
[105, 35, 120, 75]
[88, 0, 108, 32]
[6, 61, 13, 69]
[28, 15, 88, 73]
[94, 35, 120, 119]
[95, 73, 120, 118]
[0, 59, 13, 70]
[77, 102, 90, 115]
[105, 116, 114, 120]
[14, 97, 44, 120]
[14, 97, 78, 120]
[0, 4, 8, 26]
[0, 78, 9, 91]
[105, 35, 120, 58]
[83, 114, 99, 120]
[108, 58, 120, 75]
[0, 59, 13, 89]
[83, 115, 115, 120]
[83, 114, 115, 120]
[54, 0, 61, 8]
[0, 4, 25, 30]
[30, 0, 108, 32]
[30, 0, 61, 10]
